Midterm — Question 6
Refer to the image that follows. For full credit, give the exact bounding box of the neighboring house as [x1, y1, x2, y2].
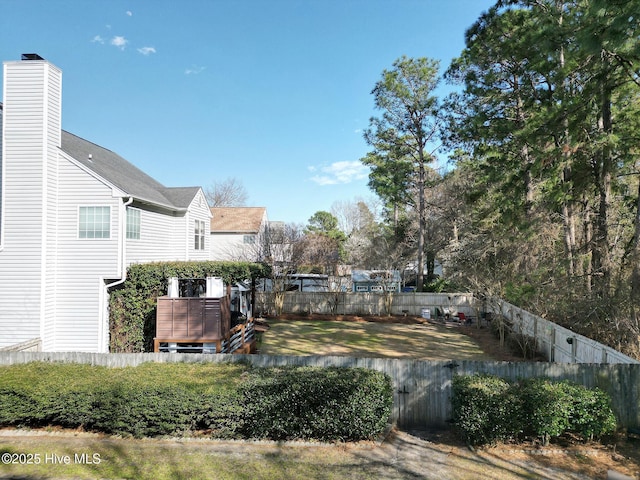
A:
[209, 207, 268, 261]
[352, 270, 402, 293]
[0, 54, 211, 353]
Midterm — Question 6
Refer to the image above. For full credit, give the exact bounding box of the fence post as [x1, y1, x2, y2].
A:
[549, 327, 556, 362]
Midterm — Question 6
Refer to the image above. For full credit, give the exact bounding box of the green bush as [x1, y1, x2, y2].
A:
[560, 382, 617, 440]
[518, 378, 573, 444]
[0, 362, 391, 442]
[0, 362, 247, 438]
[238, 366, 393, 441]
[452, 374, 617, 446]
[452, 374, 523, 445]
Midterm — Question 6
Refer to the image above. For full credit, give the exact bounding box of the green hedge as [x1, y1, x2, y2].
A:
[238, 366, 393, 441]
[109, 261, 271, 352]
[0, 362, 245, 438]
[0, 362, 392, 442]
[452, 374, 617, 445]
[450, 374, 523, 445]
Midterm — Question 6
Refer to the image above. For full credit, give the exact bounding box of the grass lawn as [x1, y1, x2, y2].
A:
[3, 428, 637, 480]
[0, 432, 430, 480]
[0, 433, 407, 480]
[257, 318, 494, 360]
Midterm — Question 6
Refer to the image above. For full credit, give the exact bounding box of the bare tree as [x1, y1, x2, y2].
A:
[256, 222, 306, 315]
[205, 177, 248, 207]
[331, 197, 380, 235]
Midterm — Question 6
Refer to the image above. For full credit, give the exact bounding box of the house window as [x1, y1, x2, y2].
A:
[194, 219, 206, 250]
[79, 206, 110, 239]
[126, 207, 140, 240]
[243, 235, 256, 244]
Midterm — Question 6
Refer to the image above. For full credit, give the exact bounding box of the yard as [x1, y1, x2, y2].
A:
[2, 316, 638, 479]
[256, 315, 496, 360]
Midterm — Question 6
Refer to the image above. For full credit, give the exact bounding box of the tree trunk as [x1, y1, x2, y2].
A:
[417, 160, 426, 292]
[591, 75, 613, 297]
[558, 35, 578, 278]
[583, 197, 593, 293]
[630, 178, 640, 330]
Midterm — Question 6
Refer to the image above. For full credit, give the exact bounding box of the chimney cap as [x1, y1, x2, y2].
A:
[21, 53, 45, 61]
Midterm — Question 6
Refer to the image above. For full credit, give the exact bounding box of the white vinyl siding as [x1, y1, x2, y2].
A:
[210, 232, 261, 261]
[0, 58, 216, 353]
[54, 157, 121, 351]
[126, 208, 186, 264]
[0, 104, 3, 243]
[0, 60, 62, 349]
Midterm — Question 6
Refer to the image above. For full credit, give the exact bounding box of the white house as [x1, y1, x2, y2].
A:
[0, 54, 211, 353]
[209, 207, 268, 261]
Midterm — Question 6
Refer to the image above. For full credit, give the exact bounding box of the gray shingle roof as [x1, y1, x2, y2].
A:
[61, 131, 200, 211]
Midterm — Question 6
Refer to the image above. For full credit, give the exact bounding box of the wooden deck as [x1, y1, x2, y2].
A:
[154, 295, 256, 354]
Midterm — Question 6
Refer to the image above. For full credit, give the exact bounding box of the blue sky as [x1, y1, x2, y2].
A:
[1, 0, 495, 225]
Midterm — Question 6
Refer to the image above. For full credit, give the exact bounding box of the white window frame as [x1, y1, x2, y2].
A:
[78, 206, 111, 239]
[243, 234, 256, 245]
[194, 219, 206, 250]
[126, 207, 141, 240]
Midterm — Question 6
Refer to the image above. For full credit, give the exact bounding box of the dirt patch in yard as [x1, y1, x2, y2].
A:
[389, 428, 640, 480]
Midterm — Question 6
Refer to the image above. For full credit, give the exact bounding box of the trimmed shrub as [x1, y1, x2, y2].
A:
[562, 382, 617, 440]
[452, 374, 523, 445]
[0, 362, 247, 438]
[518, 378, 573, 445]
[0, 362, 391, 442]
[518, 378, 617, 443]
[238, 366, 393, 441]
[452, 374, 617, 446]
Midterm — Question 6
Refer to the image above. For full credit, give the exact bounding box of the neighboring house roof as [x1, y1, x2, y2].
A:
[210, 207, 266, 233]
[61, 130, 201, 212]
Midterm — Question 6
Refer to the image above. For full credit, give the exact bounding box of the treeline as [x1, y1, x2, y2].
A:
[442, 0, 640, 358]
[355, 1, 640, 358]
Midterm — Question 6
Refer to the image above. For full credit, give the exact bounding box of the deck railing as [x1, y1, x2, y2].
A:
[154, 320, 255, 354]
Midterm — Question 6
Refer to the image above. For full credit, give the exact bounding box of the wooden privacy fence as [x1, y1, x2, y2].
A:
[255, 291, 476, 317]
[487, 298, 639, 364]
[1, 352, 638, 430]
